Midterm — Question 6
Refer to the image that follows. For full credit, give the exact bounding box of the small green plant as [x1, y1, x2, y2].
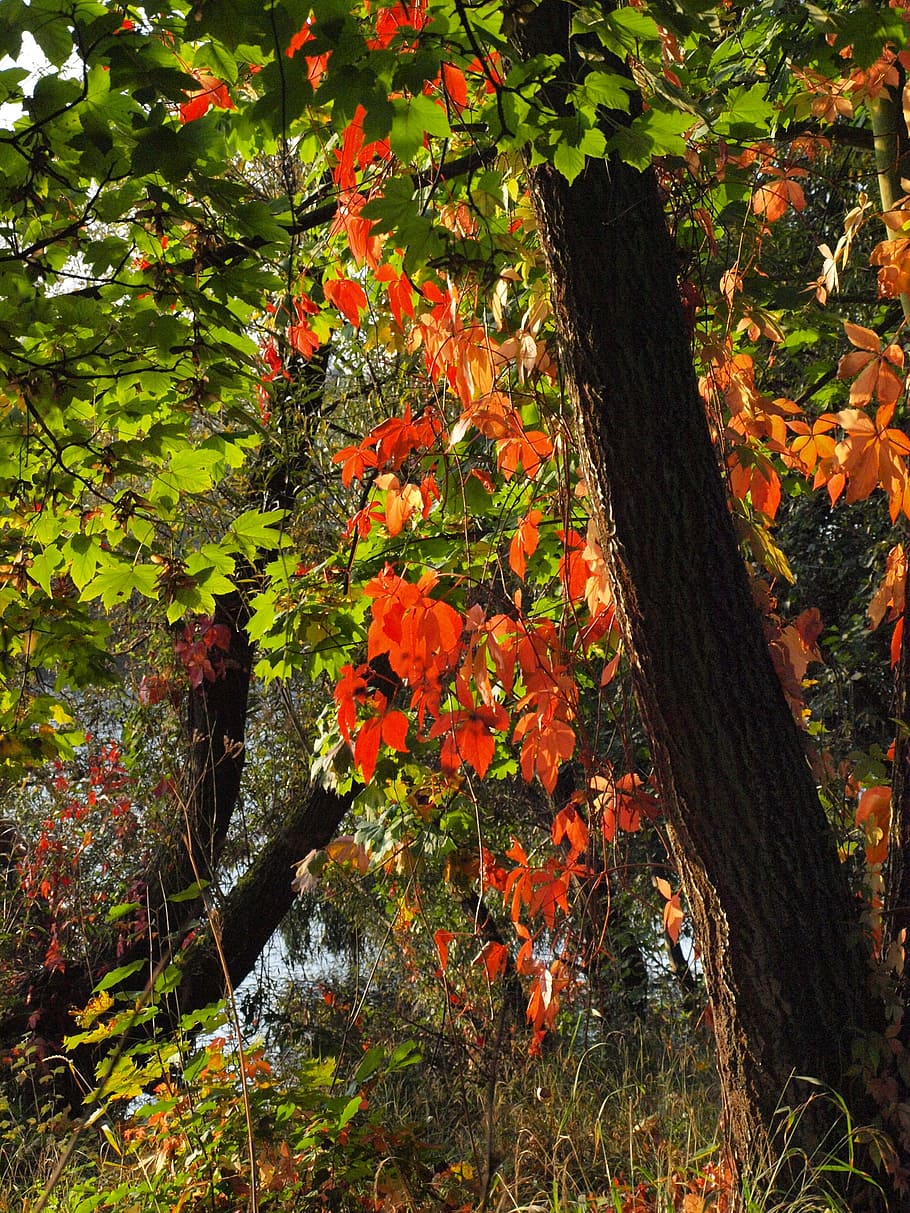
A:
[24, 961, 444, 1212]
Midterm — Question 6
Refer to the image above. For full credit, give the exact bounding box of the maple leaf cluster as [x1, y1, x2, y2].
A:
[705, 325, 910, 529]
[335, 566, 592, 791]
[174, 616, 232, 689]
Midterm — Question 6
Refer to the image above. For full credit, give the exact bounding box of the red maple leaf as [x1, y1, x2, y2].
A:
[429, 688, 508, 778]
[508, 508, 543, 580]
[179, 70, 235, 123]
[551, 805, 589, 861]
[325, 275, 369, 327]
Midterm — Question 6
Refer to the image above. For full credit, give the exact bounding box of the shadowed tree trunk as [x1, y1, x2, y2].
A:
[140, 588, 255, 955]
[509, 0, 884, 1186]
[176, 781, 352, 1010]
[887, 587, 910, 1036]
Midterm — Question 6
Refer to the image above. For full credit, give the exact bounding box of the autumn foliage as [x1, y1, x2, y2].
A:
[9, 0, 910, 1206]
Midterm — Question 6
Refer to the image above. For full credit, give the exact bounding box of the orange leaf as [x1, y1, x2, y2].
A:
[551, 805, 589, 860]
[335, 662, 368, 743]
[856, 786, 890, 866]
[843, 321, 882, 352]
[179, 69, 235, 122]
[870, 236, 910, 298]
[429, 700, 508, 778]
[287, 20, 314, 57]
[375, 473, 422, 536]
[793, 606, 823, 651]
[475, 940, 508, 982]
[513, 713, 576, 794]
[434, 929, 455, 971]
[868, 544, 906, 629]
[752, 176, 805, 223]
[375, 264, 416, 328]
[497, 428, 553, 481]
[787, 415, 837, 476]
[329, 190, 381, 267]
[656, 877, 684, 946]
[325, 276, 369, 327]
[370, 1, 428, 49]
[381, 709, 410, 752]
[830, 406, 910, 516]
[287, 294, 321, 359]
[441, 62, 469, 109]
[557, 529, 588, 602]
[325, 836, 371, 873]
[837, 323, 905, 408]
[591, 772, 657, 841]
[508, 508, 543, 580]
[353, 716, 382, 783]
[893, 615, 904, 667]
[332, 443, 378, 487]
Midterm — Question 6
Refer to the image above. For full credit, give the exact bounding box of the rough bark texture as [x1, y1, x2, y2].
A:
[510, 0, 880, 1179]
[141, 589, 255, 952]
[887, 584, 910, 1024]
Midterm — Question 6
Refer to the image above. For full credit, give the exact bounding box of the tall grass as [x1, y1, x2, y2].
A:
[3, 999, 887, 1212]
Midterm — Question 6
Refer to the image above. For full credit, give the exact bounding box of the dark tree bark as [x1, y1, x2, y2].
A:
[508, 0, 884, 1184]
[887, 586, 910, 1026]
[176, 782, 352, 1009]
[139, 589, 255, 954]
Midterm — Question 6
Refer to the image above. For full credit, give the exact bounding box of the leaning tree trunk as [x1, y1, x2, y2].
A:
[509, 0, 883, 1184]
[176, 780, 352, 1011]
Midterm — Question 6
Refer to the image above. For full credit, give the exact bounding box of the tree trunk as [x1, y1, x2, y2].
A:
[176, 781, 352, 1009]
[510, 0, 882, 1182]
[887, 584, 910, 1027]
[141, 588, 255, 954]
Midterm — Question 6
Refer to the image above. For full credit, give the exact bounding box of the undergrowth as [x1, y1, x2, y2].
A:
[1, 987, 880, 1213]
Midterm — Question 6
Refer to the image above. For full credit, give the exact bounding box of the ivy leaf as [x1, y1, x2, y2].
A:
[360, 177, 441, 269]
[227, 508, 289, 552]
[83, 564, 159, 608]
[553, 141, 586, 184]
[552, 125, 606, 183]
[713, 84, 775, 140]
[610, 108, 693, 171]
[64, 535, 102, 592]
[93, 959, 146, 992]
[576, 71, 636, 113]
[389, 93, 450, 162]
[578, 6, 662, 56]
[28, 2, 76, 66]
